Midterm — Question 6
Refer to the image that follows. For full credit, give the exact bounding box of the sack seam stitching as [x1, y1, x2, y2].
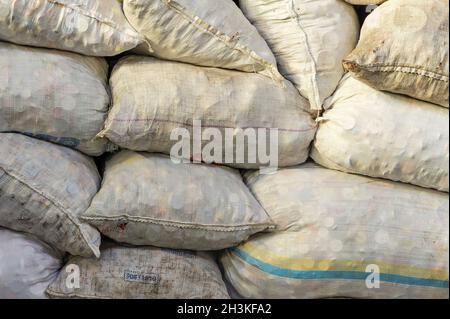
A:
[344, 61, 449, 82]
[82, 215, 275, 231]
[159, 0, 282, 82]
[289, 0, 321, 109]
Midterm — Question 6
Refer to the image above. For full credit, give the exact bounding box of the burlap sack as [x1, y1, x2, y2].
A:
[312, 75, 449, 192]
[344, 0, 449, 107]
[123, 0, 281, 81]
[101, 56, 316, 169]
[47, 243, 230, 299]
[0, 227, 63, 299]
[239, 0, 359, 111]
[0, 133, 102, 257]
[0, 41, 110, 156]
[82, 151, 273, 250]
[221, 163, 449, 299]
[0, 0, 142, 56]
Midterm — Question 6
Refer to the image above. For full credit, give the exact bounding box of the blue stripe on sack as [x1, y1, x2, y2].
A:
[230, 248, 449, 289]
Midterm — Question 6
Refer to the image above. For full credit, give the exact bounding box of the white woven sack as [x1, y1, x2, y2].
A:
[344, 0, 449, 107]
[221, 163, 449, 299]
[0, 133, 102, 257]
[82, 151, 274, 250]
[101, 56, 316, 169]
[0, 227, 63, 299]
[47, 243, 230, 299]
[0, 41, 110, 156]
[312, 74, 449, 192]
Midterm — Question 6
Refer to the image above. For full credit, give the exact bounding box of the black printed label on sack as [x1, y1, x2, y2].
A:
[123, 270, 160, 284]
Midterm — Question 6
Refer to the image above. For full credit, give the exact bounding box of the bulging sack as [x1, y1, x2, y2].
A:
[221, 163, 449, 299]
[0, 41, 110, 156]
[82, 151, 274, 251]
[123, 0, 281, 81]
[0, 0, 142, 56]
[311, 75, 449, 192]
[344, 0, 449, 107]
[0, 227, 63, 299]
[0, 133, 102, 257]
[239, 0, 359, 111]
[47, 243, 230, 299]
[101, 56, 316, 169]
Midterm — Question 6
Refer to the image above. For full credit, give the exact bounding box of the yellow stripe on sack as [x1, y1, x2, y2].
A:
[238, 242, 449, 281]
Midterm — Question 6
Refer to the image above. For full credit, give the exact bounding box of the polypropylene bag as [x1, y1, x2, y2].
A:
[0, 0, 142, 56]
[0, 41, 110, 156]
[239, 0, 359, 112]
[312, 75, 449, 192]
[47, 243, 230, 299]
[0, 227, 63, 299]
[82, 151, 273, 250]
[101, 56, 316, 169]
[123, 0, 281, 81]
[344, 0, 449, 107]
[221, 163, 449, 299]
[0, 133, 102, 257]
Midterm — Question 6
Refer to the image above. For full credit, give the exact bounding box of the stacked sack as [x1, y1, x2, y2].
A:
[0, 0, 448, 300]
[0, 0, 136, 298]
[0, 0, 315, 299]
[221, 0, 449, 299]
[100, 0, 318, 169]
[0, 0, 262, 299]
